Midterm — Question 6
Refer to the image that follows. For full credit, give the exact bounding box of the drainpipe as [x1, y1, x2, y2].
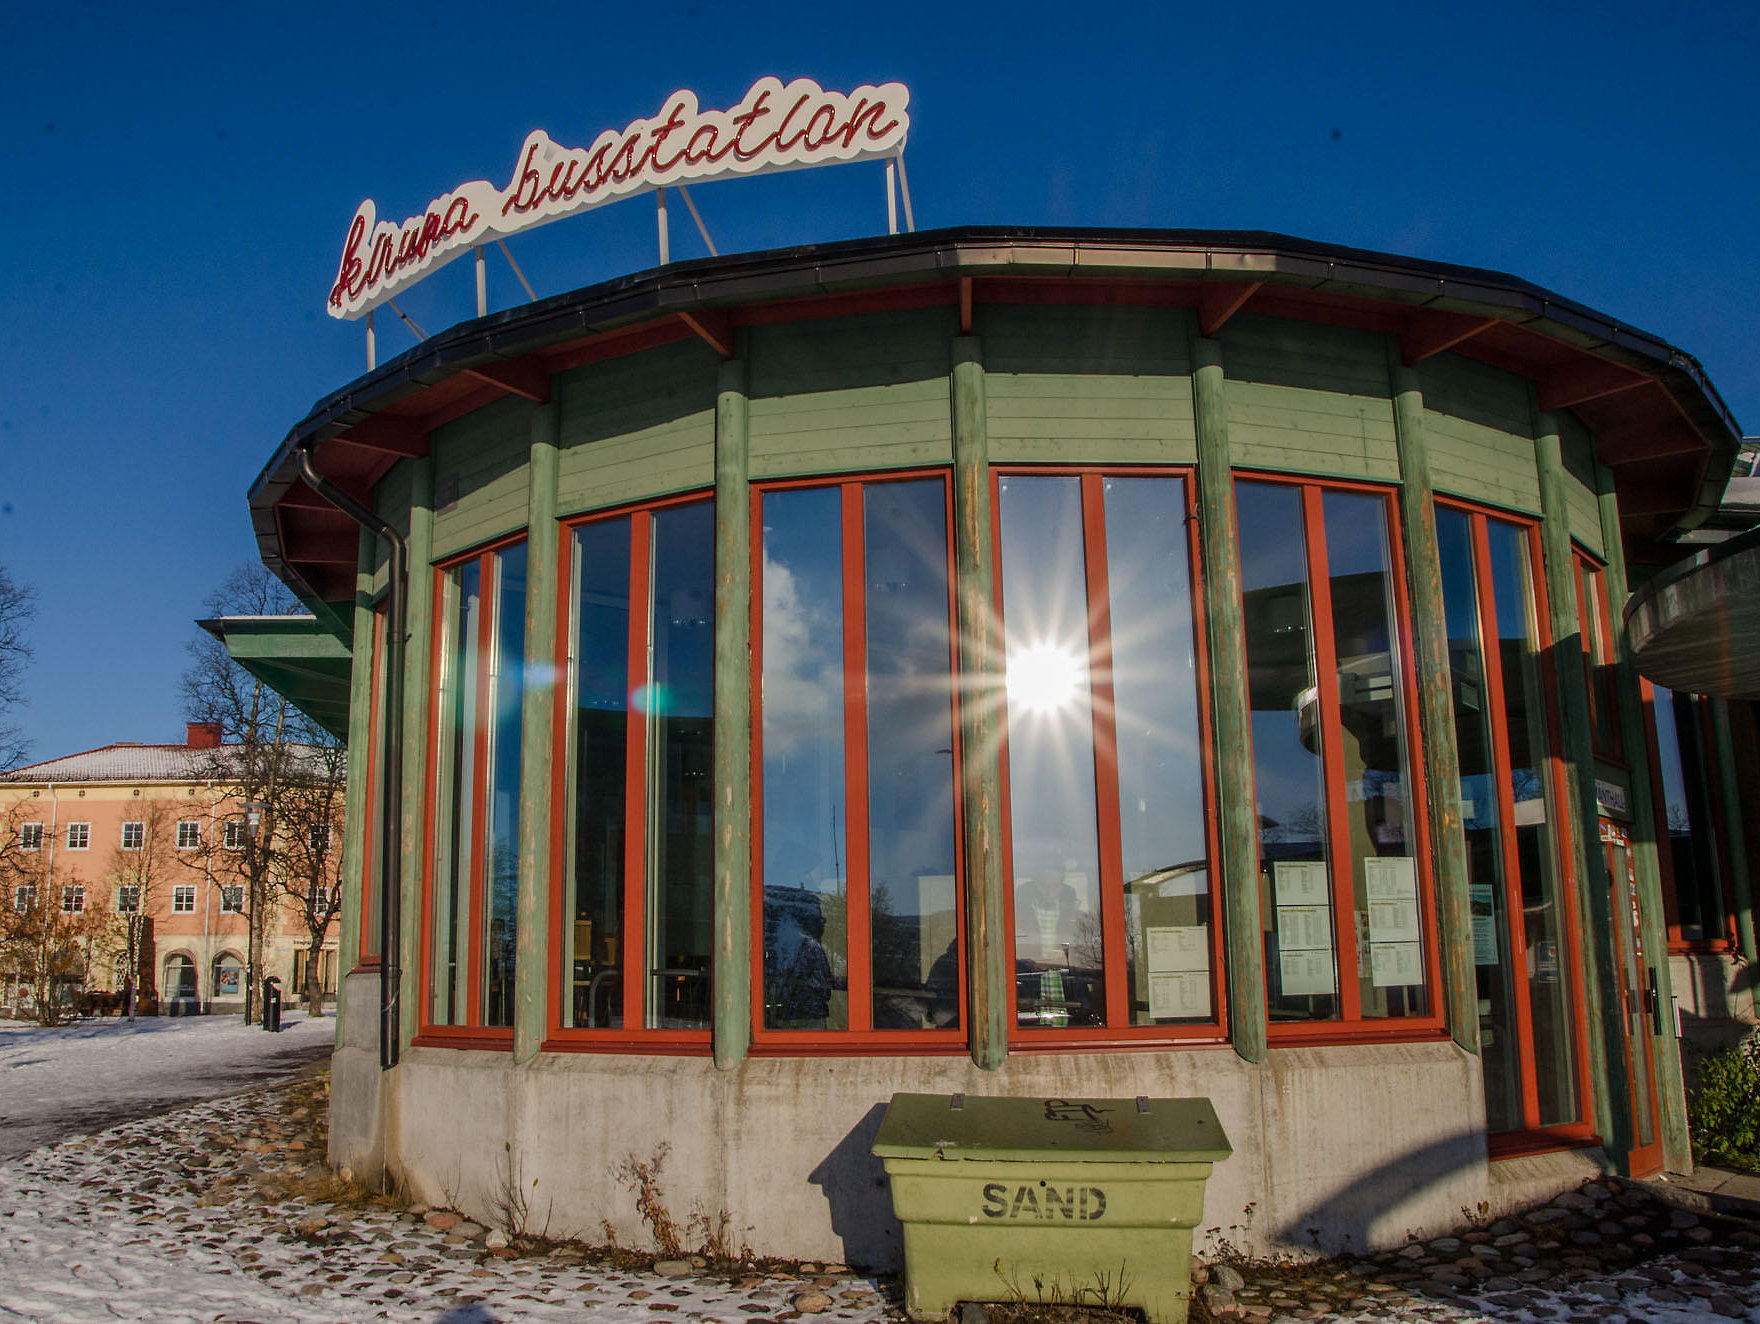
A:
[294, 446, 406, 1071]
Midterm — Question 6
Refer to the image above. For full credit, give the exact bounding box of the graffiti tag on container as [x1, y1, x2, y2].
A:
[981, 1182, 1108, 1221]
[1043, 1098, 1112, 1134]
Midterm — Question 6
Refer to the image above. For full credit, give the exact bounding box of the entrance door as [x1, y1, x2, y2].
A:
[1600, 820, 1664, 1176]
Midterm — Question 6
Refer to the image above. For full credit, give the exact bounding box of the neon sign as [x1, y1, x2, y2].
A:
[327, 76, 910, 321]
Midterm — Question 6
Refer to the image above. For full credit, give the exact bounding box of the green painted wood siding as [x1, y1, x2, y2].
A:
[370, 458, 415, 595]
[1558, 413, 1606, 559]
[1419, 353, 1541, 515]
[982, 305, 1197, 464]
[748, 308, 955, 477]
[555, 338, 719, 516]
[431, 395, 532, 561]
[1218, 316, 1398, 481]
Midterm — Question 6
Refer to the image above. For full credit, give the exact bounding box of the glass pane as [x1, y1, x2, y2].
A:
[761, 487, 848, 1030]
[482, 544, 526, 1027]
[1104, 476, 1212, 1026]
[1486, 519, 1579, 1126]
[362, 610, 386, 960]
[430, 560, 481, 1027]
[1652, 687, 1725, 943]
[1237, 481, 1337, 1020]
[1324, 491, 1425, 1018]
[999, 476, 1105, 1028]
[646, 503, 715, 1029]
[1437, 507, 1521, 1132]
[864, 480, 960, 1031]
[565, 517, 632, 1030]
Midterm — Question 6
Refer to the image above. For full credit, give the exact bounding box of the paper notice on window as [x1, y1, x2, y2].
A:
[1149, 971, 1211, 1019]
[1146, 925, 1210, 973]
[1275, 904, 1331, 952]
[1273, 860, 1328, 907]
[1364, 857, 1421, 942]
[1279, 948, 1335, 997]
[1370, 940, 1424, 988]
[1469, 883, 1499, 966]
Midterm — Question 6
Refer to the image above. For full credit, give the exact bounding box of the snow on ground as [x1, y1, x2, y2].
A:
[0, 1011, 331, 1158]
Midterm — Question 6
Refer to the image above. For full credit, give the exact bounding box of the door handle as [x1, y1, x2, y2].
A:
[1645, 968, 1663, 1037]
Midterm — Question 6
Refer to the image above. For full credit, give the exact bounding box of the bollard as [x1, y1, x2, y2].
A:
[262, 977, 282, 1032]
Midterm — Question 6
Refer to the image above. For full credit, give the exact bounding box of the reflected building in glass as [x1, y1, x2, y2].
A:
[221, 227, 1752, 1268]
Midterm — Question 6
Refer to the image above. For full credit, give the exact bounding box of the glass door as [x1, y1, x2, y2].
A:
[1600, 820, 1663, 1176]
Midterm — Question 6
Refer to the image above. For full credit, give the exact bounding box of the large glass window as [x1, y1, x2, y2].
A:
[1649, 684, 1730, 947]
[427, 538, 526, 1033]
[359, 604, 387, 965]
[1237, 478, 1432, 1029]
[756, 476, 961, 1038]
[997, 471, 1219, 1039]
[1436, 503, 1586, 1137]
[1574, 555, 1621, 760]
[558, 500, 715, 1037]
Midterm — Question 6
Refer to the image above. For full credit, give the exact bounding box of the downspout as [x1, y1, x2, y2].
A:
[294, 446, 406, 1071]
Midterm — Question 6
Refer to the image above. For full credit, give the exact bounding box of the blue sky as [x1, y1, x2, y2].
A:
[1, 0, 1755, 763]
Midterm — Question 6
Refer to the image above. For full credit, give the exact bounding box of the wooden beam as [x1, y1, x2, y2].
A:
[462, 360, 551, 403]
[1597, 420, 1705, 467]
[329, 415, 428, 458]
[1198, 281, 1262, 337]
[677, 309, 735, 359]
[959, 276, 973, 334]
[1537, 357, 1649, 413]
[1400, 310, 1497, 365]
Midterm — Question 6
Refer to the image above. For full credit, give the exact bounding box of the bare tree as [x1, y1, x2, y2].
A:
[277, 736, 347, 1014]
[102, 802, 177, 1020]
[0, 565, 36, 772]
[183, 564, 336, 1023]
[0, 805, 106, 1025]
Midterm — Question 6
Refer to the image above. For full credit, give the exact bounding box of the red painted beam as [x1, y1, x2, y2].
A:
[463, 360, 552, 403]
[959, 276, 973, 334]
[676, 308, 735, 359]
[1597, 419, 1706, 467]
[329, 415, 428, 458]
[1537, 357, 1650, 413]
[1400, 310, 1497, 365]
[1198, 281, 1262, 337]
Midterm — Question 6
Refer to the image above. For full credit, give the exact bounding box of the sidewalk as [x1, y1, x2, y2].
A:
[1646, 1166, 1760, 1224]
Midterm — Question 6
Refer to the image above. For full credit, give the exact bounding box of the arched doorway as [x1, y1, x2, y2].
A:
[212, 952, 244, 1002]
[163, 953, 198, 1013]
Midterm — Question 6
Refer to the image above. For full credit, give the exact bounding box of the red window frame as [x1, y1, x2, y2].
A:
[1239, 473, 1445, 1047]
[415, 532, 526, 1050]
[1643, 679, 1738, 953]
[544, 491, 716, 1052]
[747, 470, 969, 1053]
[356, 603, 387, 969]
[1440, 498, 1596, 1153]
[992, 466, 1229, 1049]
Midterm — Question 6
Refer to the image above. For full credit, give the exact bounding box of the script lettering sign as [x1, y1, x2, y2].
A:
[327, 76, 910, 320]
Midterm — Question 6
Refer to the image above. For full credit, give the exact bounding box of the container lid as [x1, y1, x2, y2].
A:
[870, 1092, 1233, 1163]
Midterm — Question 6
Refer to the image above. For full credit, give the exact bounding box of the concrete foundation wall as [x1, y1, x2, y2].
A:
[341, 1039, 1506, 1265]
[328, 969, 383, 1182]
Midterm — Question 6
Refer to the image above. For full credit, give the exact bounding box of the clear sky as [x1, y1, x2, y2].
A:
[1, 0, 1755, 765]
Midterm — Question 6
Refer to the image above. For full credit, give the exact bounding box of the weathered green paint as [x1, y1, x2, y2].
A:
[1388, 360, 1479, 1055]
[712, 354, 753, 1070]
[1190, 335, 1266, 1065]
[399, 457, 436, 1051]
[950, 336, 1007, 1071]
[1596, 468, 1692, 1169]
[514, 401, 560, 1063]
[335, 527, 377, 1029]
[1534, 412, 1625, 1158]
[1557, 415, 1605, 560]
[430, 395, 533, 561]
[1709, 701, 1758, 963]
[1419, 355, 1543, 516]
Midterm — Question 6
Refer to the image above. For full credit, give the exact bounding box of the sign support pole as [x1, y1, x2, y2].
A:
[475, 245, 487, 317]
[365, 310, 376, 371]
[895, 151, 916, 233]
[657, 186, 671, 265]
[678, 184, 718, 256]
[885, 161, 898, 235]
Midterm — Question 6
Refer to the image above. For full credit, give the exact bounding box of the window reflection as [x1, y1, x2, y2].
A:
[484, 543, 526, 1027]
[431, 558, 481, 1027]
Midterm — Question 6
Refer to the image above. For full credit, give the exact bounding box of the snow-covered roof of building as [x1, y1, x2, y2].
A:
[0, 729, 337, 785]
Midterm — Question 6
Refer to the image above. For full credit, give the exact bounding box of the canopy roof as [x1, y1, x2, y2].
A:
[196, 616, 354, 740]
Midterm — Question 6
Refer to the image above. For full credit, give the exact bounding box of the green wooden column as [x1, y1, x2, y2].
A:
[514, 402, 560, 1062]
[1709, 702, 1759, 964]
[334, 527, 379, 1036]
[1190, 334, 1265, 1064]
[712, 355, 753, 1070]
[1534, 411, 1625, 1156]
[1388, 361, 1479, 1054]
[1597, 468, 1692, 1167]
[951, 336, 1007, 1071]
[399, 457, 436, 1052]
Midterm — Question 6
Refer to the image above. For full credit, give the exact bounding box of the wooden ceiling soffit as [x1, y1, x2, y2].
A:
[1596, 417, 1706, 467]
[278, 476, 373, 512]
[327, 415, 428, 458]
[1198, 281, 1262, 337]
[462, 359, 551, 403]
[1536, 357, 1650, 413]
[959, 277, 973, 334]
[1400, 310, 1497, 365]
[676, 308, 735, 359]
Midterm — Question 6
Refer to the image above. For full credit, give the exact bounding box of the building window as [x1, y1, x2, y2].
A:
[556, 500, 714, 1037]
[61, 886, 85, 914]
[223, 820, 245, 851]
[754, 477, 961, 1039]
[220, 885, 244, 914]
[994, 471, 1221, 1039]
[1649, 685, 1730, 947]
[310, 884, 330, 911]
[121, 821, 144, 851]
[427, 537, 527, 1033]
[172, 885, 196, 914]
[66, 822, 90, 851]
[115, 885, 141, 915]
[213, 953, 243, 998]
[1574, 554, 1621, 760]
[176, 821, 201, 850]
[1236, 478, 1436, 1031]
[12, 885, 35, 914]
[19, 823, 43, 851]
[1436, 502, 1587, 1137]
[360, 604, 388, 963]
[308, 824, 332, 854]
[164, 953, 197, 1000]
